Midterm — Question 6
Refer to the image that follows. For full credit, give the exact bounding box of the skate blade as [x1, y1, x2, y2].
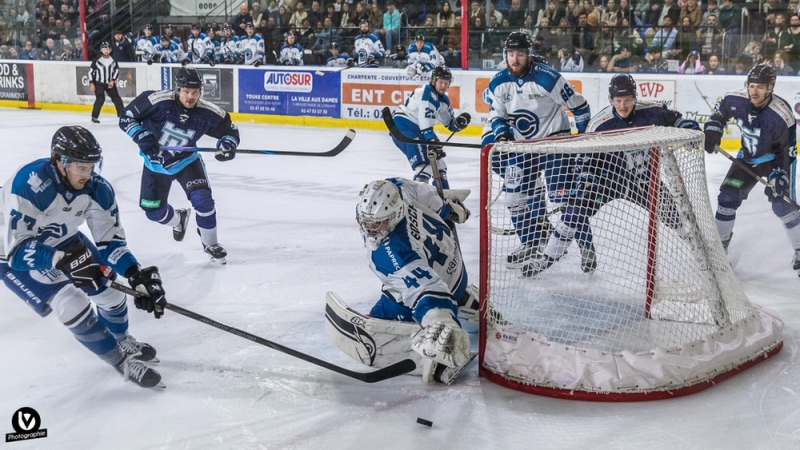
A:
[135, 356, 160, 364]
[152, 381, 166, 389]
[209, 256, 227, 265]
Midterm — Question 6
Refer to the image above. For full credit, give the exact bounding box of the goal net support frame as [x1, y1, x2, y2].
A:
[478, 127, 783, 401]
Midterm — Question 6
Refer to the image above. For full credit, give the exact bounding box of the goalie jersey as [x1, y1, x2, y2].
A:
[393, 84, 460, 141]
[1, 159, 138, 277]
[368, 178, 467, 323]
[119, 90, 240, 175]
[482, 62, 590, 145]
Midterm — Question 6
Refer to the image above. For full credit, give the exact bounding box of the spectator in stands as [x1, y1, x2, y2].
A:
[379, 1, 400, 51]
[307, 1, 323, 27]
[703, 0, 720, 25]
[20, 41, 35, 59]
[677, 15, 699, 56]
[533, 16, 550, 41]
[351, 1, 366, 25]
[718, 0, 742, 43]
[489, 2, 504, 25]
[572, 12, 595, 65]
[544, 0, 566, 28]
[252, 2, 264, 25]
[597, 54, 611, 72]
[680, 0, 703, 27]
[111, 29, 135, 62]
[438, 1, 456, 28]
[771, 50, 795, 74]
[232, 3, 254, 37]
[448, 15, 463, 50]
[765, 13, 789, 58]
[559, 47, 584, 71]
[705, 54, 725, 73]
[740, 40, 765, 66]
[442, 45, 459, 67]
[659, 0, 680, 27]
[650, 16, 679, 59]
[601, 0, 621, 34]
[315, 16, 341, 49]
[637, 45, 668, 72]
[276, 5, 291, 32]
[338, 3, 351, 28]
[368, 3, 383, 36]
[469, 1, 486, 26]
[700, 14, 723, 58]
[41, 37, 57, 60]
[679, 49, 704, 73]
[507, 0, 527, 27]
[634, 0, 650, 27]
[644, 1, 662, 27]
[784, 13, 800, 70]
[290, 2, 309, 32]
[607, 43, 634, 71]
[283, 0, 299, 12]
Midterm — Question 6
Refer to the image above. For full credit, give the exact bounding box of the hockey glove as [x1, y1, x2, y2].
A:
[208, 58, 217, 66]
[346, 58, 355, 68]
[411, 309, 471, 370]
[181, 58, 191, 66]
[703, 119, 724, 153]
[127, 266, 167, 319]
[675, 118, 700, 130]
[252, 59, 262, 67]
[138, 133, 164, 165]
[215, 136, 237, 162]
[367, 54, 376, 65]
[573, 172, 604, 199]
[454, 113, 471, 132]
[495, 130, 514, 142]
[445, 198, 471, 224]
[54, 242, 105, 291]
[427, 142, 446, 160]
[765, 167, 790, 201]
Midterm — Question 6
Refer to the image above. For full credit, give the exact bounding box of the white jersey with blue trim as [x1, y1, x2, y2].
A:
[239, 34, 265, 65]
[354, 33, 385, 60]
[218, 35, 241, 61]
[154, 41, 180, 63]
[393, 84, 459, 140]
[408, 42, 442, 71]
[482, 62, 590, 144]
[136, 35, 158, 61]
[367, 178, 465, 322]
[187, 33, 213, 62]
[279, 44, 304, 65]
[326, 53, 350, 67]
[1, 159, 138, 275]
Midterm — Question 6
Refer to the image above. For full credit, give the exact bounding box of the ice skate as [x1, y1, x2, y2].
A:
[91, 117, 100, 124]
[118, 334, 159, 363]
[203, 242, 227, 264]
[116, 353, 164, 389]
[580, 245, 597, 274]
[172, 208, 191, 242]
[721, 232, 733, 254]
[506, 243, 540, 268]
[521, 255, 555, 277]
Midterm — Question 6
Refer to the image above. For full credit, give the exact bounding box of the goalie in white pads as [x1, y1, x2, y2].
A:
[390, 66, 470, 189]
[326, 178, 478, 383]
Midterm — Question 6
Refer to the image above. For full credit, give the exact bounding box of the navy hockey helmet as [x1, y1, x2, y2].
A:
[430, 66, 453, 85]
[143, 24, 153, 31]
[191, 23, 201, 30]
[394, 44, 406, 54]
[609, 73, 637, 100]
[222, 23, 231, 31]
[100, 41, 110, 49]
[746, 64, 776, 90]
[51, 126, 103, 166]
[175, 66, 203, 91]
[245, 22, 255, 29]
[160, 35, 171, 43]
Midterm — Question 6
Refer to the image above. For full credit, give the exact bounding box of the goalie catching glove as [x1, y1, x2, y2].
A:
[411, 308, 471, 383]
[126, 266, 167, 319]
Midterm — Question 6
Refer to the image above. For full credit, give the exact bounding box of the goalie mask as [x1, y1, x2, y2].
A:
[356, 180, 406, 250]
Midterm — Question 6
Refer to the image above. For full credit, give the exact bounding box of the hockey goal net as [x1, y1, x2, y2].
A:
[478, 126, 783, 401]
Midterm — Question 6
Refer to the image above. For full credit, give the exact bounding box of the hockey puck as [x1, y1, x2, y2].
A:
[416, 417, 433, 427]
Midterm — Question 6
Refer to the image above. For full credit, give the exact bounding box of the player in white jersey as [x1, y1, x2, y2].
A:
[1, 126, 167, 388]
[279, 31, 304, 65]
[148, 35, 180, 64]
[406, 34, 442, 79]
[136, 23, 158, 63]
[353, 19, 385, 67]
[326, 178, 475, 383]
[390, 66, 470, 189]
[185, 23, 214, 65]
[481, 31, 591, 268]
[217, 24, 242, 64]
[239, 22, 265, 66]
[326, 42, 350, 67]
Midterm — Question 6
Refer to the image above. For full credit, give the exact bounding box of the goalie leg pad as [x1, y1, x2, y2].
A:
[325, 292, 422, 375]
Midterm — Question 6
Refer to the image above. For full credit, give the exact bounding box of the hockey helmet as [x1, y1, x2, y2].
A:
[51, 126, 103, 168]
[414, 34, 425, 42]
[394, 44, 406, 54]
[356, 180, 406, 250]
[191, 23, 201, 31]
[608, 73, 637, 100]
[160, 35, 171, 43]
[430, 65, 453, 85]
[175, 66, 202, 91]
[222, 24, 231, 31]
[504, 31, 534, 60]
[245, 22, 255, 29]
[746, 64, 776, 90]
[100, 41, 110, 49]
[143, 24, 153, 31]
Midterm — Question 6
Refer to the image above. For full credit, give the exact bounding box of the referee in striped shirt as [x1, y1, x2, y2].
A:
[89, 42, 125, 123]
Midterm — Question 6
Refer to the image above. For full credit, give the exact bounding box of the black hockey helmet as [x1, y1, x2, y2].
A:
[504, 31, 534, 59]
[245, 22, 254, 29]
[609, 73, 637, 100]
[175, 66, 202, 90]
[746, 64, 776, 89]
[430, 66, 453, 85]
[51, 126, 103, 166]
[143, 24, 153, 31]
[160, 35, 171, 43]
[414, 34, 425, 42]
[531, 53, 550, 67]
[394, 44, 406, 54]
[359, 19, 369, 26]
[191, 23, 201, 31]
[222, 23, 231, 31]
[100, 41, 110, 49]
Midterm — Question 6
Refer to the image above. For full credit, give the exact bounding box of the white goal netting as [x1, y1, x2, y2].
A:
[479, 127, 783, 400]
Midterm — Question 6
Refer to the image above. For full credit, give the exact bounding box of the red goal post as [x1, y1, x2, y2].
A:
[478, 126, 783, 401]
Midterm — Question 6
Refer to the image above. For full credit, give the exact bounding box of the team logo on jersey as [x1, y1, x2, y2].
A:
[509, 110, 540, 138]
[36, 223, 68, 242]
[159, 122, 196, 147]
[27, 172, 52, 194]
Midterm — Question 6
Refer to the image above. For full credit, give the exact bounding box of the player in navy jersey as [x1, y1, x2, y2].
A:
[704, 64, 800, 276]
[1, 126, 166, 388]
[119, 66, 239, 264]
[390, 66, 470, 189]
[352, 178, 475, 383]
[523, 74, 700, 277]
[481, 31, 591, 268]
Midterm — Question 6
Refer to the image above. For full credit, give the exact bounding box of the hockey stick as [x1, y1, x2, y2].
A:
[715, 147, 799, 208]
[428, 131, 460, 244]
[382, 107, 482, 149]
[162, 129, 356, 157]
[107, 281, 416, 383]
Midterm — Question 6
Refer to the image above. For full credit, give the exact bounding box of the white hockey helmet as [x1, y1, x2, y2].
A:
[356, 180, 405, 249]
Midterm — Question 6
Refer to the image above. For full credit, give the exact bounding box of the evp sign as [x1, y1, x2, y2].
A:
[238, 68, 340, 117]
[637, 80, 675, 107]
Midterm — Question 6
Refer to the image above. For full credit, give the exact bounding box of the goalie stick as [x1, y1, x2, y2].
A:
[715, 146, 799, 208]
[107, 281, 416, 383]
[382, 107, 482, 149]
[162, 129, 356, 157]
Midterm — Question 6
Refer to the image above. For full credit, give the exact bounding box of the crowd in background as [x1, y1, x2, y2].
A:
[2, 0, 800, 74]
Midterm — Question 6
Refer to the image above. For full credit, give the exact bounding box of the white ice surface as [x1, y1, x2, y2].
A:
[0, 109, 799, 450]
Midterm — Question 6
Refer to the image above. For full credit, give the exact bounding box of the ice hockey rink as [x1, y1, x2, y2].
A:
[0, 108, 799, 450]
